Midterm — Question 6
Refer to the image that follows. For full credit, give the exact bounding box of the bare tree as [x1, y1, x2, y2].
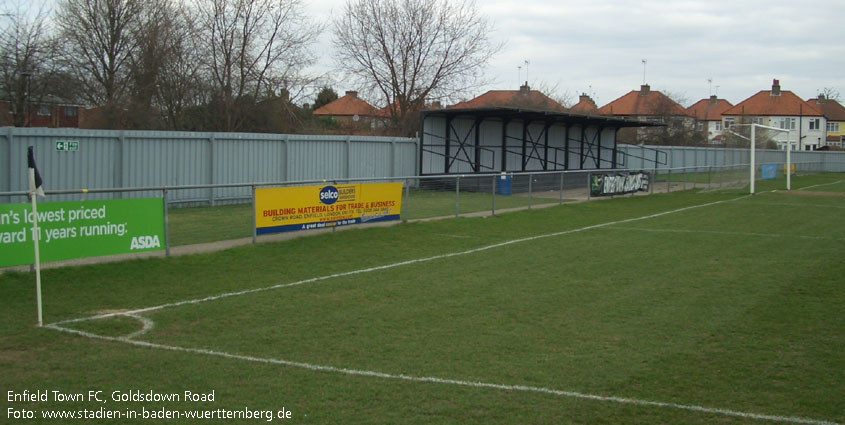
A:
[153, 10, 207, 130]
[529, 80, 574, 109]
[0, 2, 58, 126]
[333, 0, 501, 134]
[192, 0, 321, 131]
[124, 0, 195, 129]
[821, 87, 841, 102]
[55, 0, 144, 115]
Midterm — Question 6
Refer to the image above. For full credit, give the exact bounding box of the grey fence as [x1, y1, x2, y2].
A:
[618, 144, 845, 172]
[2, 127, 417, 204]
[5, 127, 845, 206]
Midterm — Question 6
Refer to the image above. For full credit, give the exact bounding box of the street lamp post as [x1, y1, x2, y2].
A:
[21, 71, 32, 127]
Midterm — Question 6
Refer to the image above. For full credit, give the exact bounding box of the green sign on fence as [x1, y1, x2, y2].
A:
[0, 198, 164, 267]
[55, 140, 79, 151]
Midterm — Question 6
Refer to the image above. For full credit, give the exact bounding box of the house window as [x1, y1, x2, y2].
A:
[809, 118, 820, 130]
[724, 117, 735, 129]
[715, 122, 722, 131]
[37, 104, 51, 116]
[695, 121, 703, 131]
[64, 106, 78, 118]
[827, 122, 839, 133]
[778, 117, 796, 130]
[751, 117, 765, 125]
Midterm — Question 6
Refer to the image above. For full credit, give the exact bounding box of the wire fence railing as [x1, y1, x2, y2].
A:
[2, 161, 841, 262]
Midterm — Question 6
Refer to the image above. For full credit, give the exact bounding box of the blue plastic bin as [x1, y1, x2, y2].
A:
[496, 173, 512, 196]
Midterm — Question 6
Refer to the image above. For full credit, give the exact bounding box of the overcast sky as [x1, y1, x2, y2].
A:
[308, 0, 845, 108]
[12, 0, 845, 108]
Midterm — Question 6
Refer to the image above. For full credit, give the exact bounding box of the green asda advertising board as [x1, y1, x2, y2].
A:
[0, 198, 165, 267]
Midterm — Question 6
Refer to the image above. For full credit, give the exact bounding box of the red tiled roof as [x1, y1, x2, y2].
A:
[807, 97, 845, 121]
[597, 86, 688, 117]
[686, 97, 733, 121]
[569, 95, 598, 114]
[449, 87, 567, 112]
[313, 92, 379, 117]
[722, 90, 822, 117]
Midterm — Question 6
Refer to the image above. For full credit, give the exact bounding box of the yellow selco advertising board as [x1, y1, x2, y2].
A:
[255, 182, 403, 234]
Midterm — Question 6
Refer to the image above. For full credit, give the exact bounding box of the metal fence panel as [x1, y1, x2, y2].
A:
[1, 127, 415, 203]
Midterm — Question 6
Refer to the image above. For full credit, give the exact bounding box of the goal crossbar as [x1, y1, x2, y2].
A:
[732, 123, 792, 194]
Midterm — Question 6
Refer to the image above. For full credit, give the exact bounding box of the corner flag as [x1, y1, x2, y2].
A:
[27, 146, 45, 197]
[27, 146, 45, 326]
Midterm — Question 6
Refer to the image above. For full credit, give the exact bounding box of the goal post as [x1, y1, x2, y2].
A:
[736, 123, 792, 195]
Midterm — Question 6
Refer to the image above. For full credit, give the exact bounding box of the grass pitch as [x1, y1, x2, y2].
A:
[2, 174, 843, 424]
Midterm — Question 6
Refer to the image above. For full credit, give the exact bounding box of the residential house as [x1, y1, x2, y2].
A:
[569, 93, 599, 115]
[1, 98, 81, 128]
[686, 95, 734, 144]
[597, 84, 695, 144]
[806, 95, 845, 148]
[721, 80, 825, 151]
[449, 82, 567, 111]
[312, 91, 385, 127]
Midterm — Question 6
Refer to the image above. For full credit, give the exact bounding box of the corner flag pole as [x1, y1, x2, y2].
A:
[27, 146, 45, 327]
[29, 168, 43, 327]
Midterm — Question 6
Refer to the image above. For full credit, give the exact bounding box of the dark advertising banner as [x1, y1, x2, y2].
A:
[590, 172, 650, 197]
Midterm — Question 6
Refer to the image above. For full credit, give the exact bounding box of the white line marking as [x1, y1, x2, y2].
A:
[44, 194, 841, 425]
[51, 196, 750, 327]
[608, 226, 845, 241]
[749, 202, 845, 210]
[797, 180, 844, 191]
[45, 323, 841, 425]
[124, 314, 155, 340]
[433, 233, 476, 239]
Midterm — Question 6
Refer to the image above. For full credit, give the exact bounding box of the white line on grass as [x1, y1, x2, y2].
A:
[124, 314, 155, 340]
[797, 180, 843, 191]
[45, 194, 842, 425]
[749, 202, 845, 210]
[433, 233, 476, 239]
[50, 195, 751, 328]
[607, 226, 845, 241]
[46, 323, 841, 425]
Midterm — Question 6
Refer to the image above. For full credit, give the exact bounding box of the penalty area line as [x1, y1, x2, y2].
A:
[605, 226, 845, 242]
[45, 323, 840, 425]
[797, 180, 843, 191]
[50, 195, 751, 328]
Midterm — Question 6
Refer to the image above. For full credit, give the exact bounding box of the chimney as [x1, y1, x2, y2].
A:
[771, 79, 781, 96]
[431, 101, 442, 109]
[579, 93, 597, 108]
[345, 90, 358, 98]
[709, 95, 718, 104]
[818, 94, 826, 104]
[639, 84, 650, 96]
[519, 81, 530, 94]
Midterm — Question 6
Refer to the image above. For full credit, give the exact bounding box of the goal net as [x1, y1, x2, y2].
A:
[703, 123, 794, 194]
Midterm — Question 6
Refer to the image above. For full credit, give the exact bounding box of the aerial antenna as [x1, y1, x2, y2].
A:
[707, 78, 713, 96]
[524, 60, 530, 83]
[641, 59, 647, 85]
[517, 65, 522, 86]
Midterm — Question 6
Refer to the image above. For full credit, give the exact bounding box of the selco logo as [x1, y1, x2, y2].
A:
[319, 186, 339, 205]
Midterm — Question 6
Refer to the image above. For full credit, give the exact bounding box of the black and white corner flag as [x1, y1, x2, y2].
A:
[27, 146, 45, 197]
